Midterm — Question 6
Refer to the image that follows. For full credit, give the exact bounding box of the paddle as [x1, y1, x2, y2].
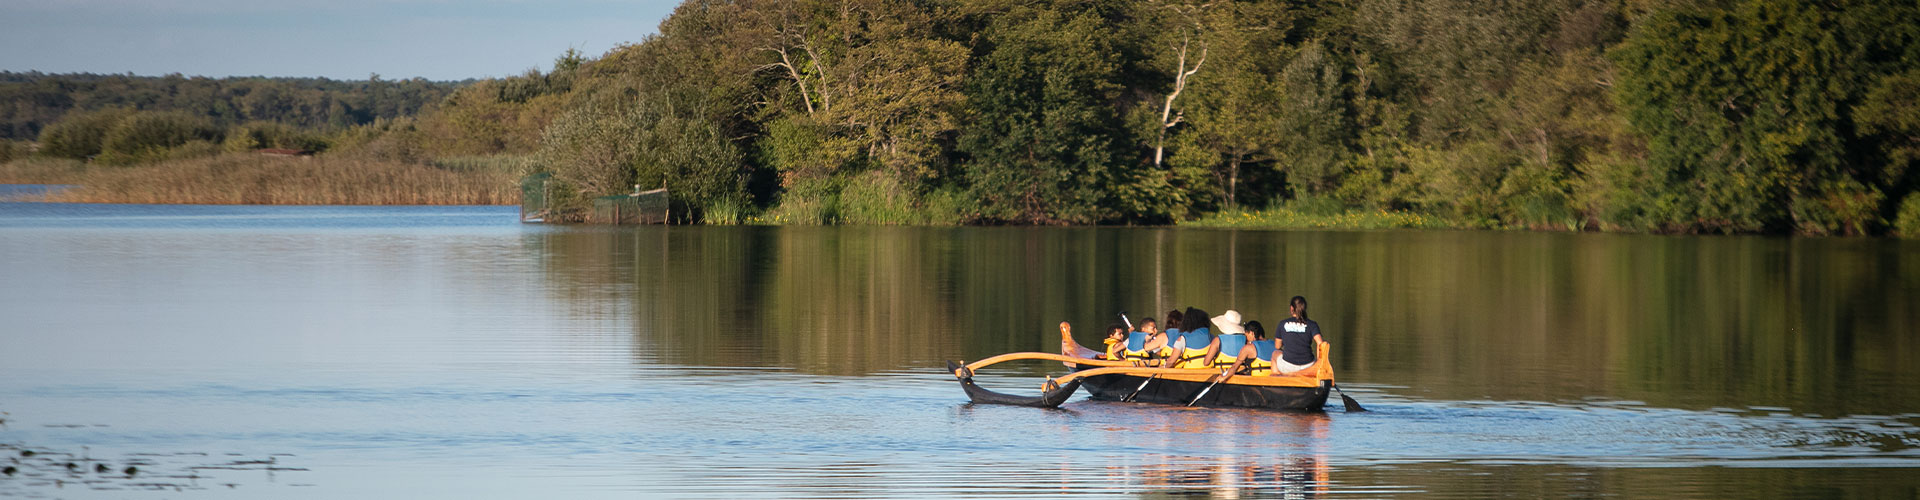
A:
[1187, 369, 1230, 406]
[1322, 330, 1367, 412]
[1117, 312, 1158, 402]
[1121, 375, 1156, 402]
[1333, 383, 1367, 412]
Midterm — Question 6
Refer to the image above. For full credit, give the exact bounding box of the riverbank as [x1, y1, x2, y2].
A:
[0, 154, 518, 205]
[6, 155, 1915, 238]
[1182, 206, 1462, 231]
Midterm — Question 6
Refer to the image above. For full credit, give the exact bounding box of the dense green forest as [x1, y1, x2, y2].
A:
[487, 0, 1920, 234]
[9, 0, 1920, 235]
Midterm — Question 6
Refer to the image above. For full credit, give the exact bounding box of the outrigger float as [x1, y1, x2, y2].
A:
[948, 324, 1346, 411]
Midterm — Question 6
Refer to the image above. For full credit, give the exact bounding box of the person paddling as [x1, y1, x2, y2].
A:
[1275, 296, 1323, 375]
[1161, 309, 1188, 366]
[1120, 317, 1168, 366]
[1171, 307, 1214, 369]
[1142, 318, 1172, 365]
[1205, 310, 1250, 368]
[1227, 320, 1275, 376]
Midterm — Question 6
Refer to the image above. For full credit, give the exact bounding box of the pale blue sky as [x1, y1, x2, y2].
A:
[0, 0, 681, 81]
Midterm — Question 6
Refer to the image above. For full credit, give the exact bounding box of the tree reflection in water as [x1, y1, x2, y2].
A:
[529, 225, 1920, 415]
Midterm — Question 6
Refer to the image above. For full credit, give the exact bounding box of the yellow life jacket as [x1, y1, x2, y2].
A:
[1123, 345, 1175, 366]
[1175, 347, 1212, 369]
[1213, 333, 1248, 364]
[1245, 358, 1274, 376]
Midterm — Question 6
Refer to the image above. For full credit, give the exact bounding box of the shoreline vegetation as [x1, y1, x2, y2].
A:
[5, 0, 1920, 237]
[0, 155, 516, 205]
[1183, 205, 1457, 231]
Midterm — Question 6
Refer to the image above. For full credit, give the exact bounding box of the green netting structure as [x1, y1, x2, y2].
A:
[592, 188, 670, 224]
[519, 173, 552, 222]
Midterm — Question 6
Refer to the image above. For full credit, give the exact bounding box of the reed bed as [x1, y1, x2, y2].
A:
[0, 154, 518, 205]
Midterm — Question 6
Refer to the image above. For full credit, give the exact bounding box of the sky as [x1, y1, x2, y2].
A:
[0, 0, 681, 81]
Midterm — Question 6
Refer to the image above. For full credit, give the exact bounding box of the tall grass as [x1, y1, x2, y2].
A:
[1183, 206, 1453, 230]
[0, 153, 517, 205]
[748, 172, 970, 225]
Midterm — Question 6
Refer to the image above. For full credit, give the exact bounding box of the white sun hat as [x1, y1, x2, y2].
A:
[1211, 310, 1246, 336]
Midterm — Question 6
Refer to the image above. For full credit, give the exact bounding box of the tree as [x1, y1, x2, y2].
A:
[37, 107, 131, 160]
[1143, 0, 1217, 170]
[1169, 45, 1285, 210]
[1613, 0, 1889, 233]
[958, 7, 1132, 223]
[536, 95, 747, 214]
[96, 110, 222, 164]
[739, 0, 968, 185]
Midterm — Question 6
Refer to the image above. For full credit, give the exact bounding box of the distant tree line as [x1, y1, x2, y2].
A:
[1, 72, 470, 165]
[0, 72, 463, 141]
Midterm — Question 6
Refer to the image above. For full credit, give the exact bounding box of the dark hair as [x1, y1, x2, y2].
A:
[1140, 317, 1156, 328]
[1245, 320, 1266, 340]
[1185, 307, 1210, 331]
[1290, 296, 1308, 320]
[1165, 310, 1184, 330]
[1107, 323, 1127, 336]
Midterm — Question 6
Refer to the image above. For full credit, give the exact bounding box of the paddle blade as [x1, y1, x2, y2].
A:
[1340, 393, 1367, 412]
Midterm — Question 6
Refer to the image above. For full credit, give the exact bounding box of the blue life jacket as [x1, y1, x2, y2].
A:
[1181, 327, 1213, 350]
[1163, 328, 1183, 349]
[1125, 331, 1149, 352]
[1252, 339, 1276, 361]
[1216, 333, 1248, 358]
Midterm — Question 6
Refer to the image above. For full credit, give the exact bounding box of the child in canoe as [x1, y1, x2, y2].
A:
[1099, 323, 1129, 360]
[1118, 317, 1170, 366]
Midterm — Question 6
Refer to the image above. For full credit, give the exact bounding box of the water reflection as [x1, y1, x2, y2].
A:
[530, 226, 1920, 416]
[1118, 412, 1333, 498]
[6, 205, 1918, 498]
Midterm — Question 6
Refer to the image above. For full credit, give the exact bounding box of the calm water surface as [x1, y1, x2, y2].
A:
[1, 201, 1918, 498]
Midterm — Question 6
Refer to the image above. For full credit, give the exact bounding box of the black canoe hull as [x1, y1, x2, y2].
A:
[1078, 369, 1332, 411]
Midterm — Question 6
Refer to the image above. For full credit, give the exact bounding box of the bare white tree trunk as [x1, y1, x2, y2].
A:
[766, 47, 817, 115]
[802, 43, 831, 114]
[1154, 33, 1206, 169]
[752, 3, 829, 117]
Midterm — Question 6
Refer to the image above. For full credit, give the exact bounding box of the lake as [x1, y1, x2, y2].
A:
[1, 201, 1917, 498]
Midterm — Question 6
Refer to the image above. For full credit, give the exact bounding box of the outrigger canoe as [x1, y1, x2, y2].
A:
[947, 326, 1339, 411]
